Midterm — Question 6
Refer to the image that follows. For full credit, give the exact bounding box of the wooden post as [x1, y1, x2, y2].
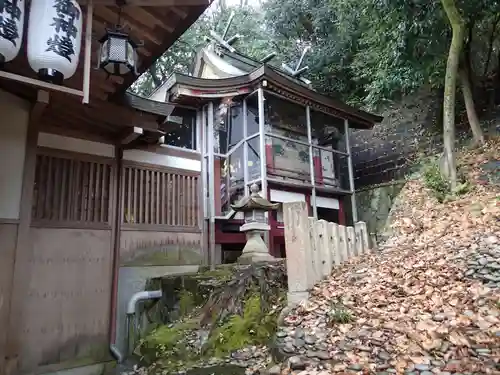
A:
[315, 219, 332, 279]
[5, 93, 47, 373]
[338, 225, 348, 262]
[82, 1, 93, 104]
[308, 217, 321, 285]
[330, 222, 341, 266]
[347, 226, 355, 258]
[283, 202, 312, 306]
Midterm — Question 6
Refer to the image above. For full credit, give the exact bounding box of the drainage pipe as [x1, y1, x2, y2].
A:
[125, 290, 163, 357]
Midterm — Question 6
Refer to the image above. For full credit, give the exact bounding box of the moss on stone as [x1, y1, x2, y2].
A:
[179, 290, 196, 316]
[197, 266, 235, 281]
[204, 294, 279, 357]
[137, 320, 199, 368]
[123, 248, 202, 267]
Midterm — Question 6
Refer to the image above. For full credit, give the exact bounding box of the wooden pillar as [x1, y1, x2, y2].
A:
[4, 92, 48, 374]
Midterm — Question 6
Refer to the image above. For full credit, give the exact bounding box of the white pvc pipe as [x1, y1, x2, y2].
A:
[126, 290, 162, 315]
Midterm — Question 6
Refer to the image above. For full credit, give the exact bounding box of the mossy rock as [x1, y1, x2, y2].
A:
[136, 319, 201, 370]
[143, 266, 240, 325]
[203, 294, 280, 358]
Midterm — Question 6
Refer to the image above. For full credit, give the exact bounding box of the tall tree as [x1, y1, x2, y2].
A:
[441, 0, 465, 189]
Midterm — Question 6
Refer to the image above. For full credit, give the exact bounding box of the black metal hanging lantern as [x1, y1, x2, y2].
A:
[98, 4, 138, 77]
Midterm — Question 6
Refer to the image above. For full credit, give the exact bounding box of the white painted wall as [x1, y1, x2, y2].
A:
[270, 189, 306, 203]
[123, 149, 201, 172]
[316, 196, 339, 210]
[37, 132, 115, 158]
[0, 89, 30, 220]
[270, 189, 307, 223]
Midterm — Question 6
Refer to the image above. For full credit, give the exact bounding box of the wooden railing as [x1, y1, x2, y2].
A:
[32, 149, 113, 226]
[122, 162, 199, 229]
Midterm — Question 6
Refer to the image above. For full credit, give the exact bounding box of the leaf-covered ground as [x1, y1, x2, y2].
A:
[277, 139, 500, 375]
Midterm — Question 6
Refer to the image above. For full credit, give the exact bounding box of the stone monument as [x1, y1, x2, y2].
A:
[231, 183, 280, 264]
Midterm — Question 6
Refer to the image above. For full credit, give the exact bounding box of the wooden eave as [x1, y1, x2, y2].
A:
[0, 0, 211, 143]
[163, 66, 383, 129]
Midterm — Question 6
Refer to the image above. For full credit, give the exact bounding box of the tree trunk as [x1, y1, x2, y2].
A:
[459, 66, 485, 146]
[484, 14, 500, 77]
[441, 0, 465, 190]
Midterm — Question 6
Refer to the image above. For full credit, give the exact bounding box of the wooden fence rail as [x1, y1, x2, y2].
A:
[283, 201, 370, 306]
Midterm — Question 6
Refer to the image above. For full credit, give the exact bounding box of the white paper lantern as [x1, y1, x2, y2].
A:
[27, 0, 83, 84]
[0, 0, 25, 64]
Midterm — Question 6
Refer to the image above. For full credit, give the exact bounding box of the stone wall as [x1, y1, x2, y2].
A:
[356, 181, 406, 237]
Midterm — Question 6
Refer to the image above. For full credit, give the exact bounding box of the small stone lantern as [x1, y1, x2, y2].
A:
[231, 184, 280, 264]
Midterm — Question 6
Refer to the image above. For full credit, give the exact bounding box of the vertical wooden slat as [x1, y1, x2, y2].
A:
[44, 155, 53, 220]
[145, 170, 150, 224]
[191, 177, 196, 227]
[52, 157, 61, 220]
[161, 172, 166, 225]
[73, 160, 82, 220]
[195, 177, 199, 227]
[139, 168, 144, 224]
[133, 168, 138, 224]
[172, 174, 177, 226]
[166, 173, 171, 225]
[186, 176, 191, 226]
[34, 155, 45, 219]
[67, 159, 75, 220]
[179, 175, 183, 226]
[58, 158, 68, 221]
[101, 163, 108, 223]
[155, 171, 160, 225]
[183, 176, 188, 226]
[80, 162, 89, 221]
[94, 163, 101, 222]
[126, 167, 132, 223]
[88, 162, 95, 222]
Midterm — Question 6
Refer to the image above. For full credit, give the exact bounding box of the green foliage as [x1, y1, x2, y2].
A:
[179, 290, 195, 316]
[131, 0, 500, 110]
[326, 302, 354, 325]
[421, 156, 472, 202]
[137, 320, 199, 367]
[204, 294, 279, 357]
[422, 159, 451, 202]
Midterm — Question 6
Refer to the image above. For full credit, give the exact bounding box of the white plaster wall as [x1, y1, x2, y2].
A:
[37, 132, 115, 158]
[123, 149, 201, 172]
[0, 89, 30, 220]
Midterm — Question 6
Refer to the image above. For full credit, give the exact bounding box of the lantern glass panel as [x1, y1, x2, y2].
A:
[127, 41, 135, 67]
[100, 41, 108, 63]
[109, 36, 127, 63]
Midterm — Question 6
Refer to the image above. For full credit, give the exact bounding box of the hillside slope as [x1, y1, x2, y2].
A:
[276, 140, 500, 375]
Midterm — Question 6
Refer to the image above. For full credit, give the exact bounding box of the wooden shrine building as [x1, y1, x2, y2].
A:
[151, 36, 383, 263]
